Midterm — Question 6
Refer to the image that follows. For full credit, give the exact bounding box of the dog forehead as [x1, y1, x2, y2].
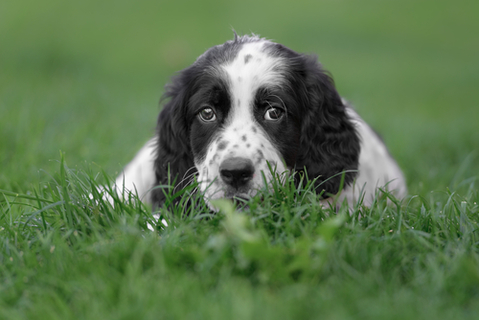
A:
[220, 41, 286, 92]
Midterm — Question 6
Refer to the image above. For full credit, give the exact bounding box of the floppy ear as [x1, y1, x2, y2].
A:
[295, 55, 360, 197]
[151, 73, 196, 206]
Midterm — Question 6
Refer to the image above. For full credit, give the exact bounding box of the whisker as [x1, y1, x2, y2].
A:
[182, 166, 197, 179]
[176, 175, 197, 190]
[172, 166, 198, 194]
[181, 171, 198, 186]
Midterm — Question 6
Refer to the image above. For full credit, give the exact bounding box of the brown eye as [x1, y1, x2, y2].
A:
[198, 107, 217, 122]
[264, 107, 284, 121]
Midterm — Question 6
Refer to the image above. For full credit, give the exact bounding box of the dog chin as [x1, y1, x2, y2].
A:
[204, 196, 252, 212]
[202, 186, 256, 210]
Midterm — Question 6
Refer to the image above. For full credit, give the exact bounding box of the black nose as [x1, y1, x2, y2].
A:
[219, 157, 255, 189]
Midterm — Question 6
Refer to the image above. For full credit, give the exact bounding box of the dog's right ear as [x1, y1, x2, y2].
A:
[151, 71, 196, 206]
[294, 55, 360, 197]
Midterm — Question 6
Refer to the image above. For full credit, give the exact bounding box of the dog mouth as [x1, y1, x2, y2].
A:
[229, 196, 250, 210]
[228, 193, 250, 202]
[203, 193, 251, 212]
[221, 193, 251, 209]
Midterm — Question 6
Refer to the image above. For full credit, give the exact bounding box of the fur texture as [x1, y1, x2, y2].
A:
[114, 35, 407, 208]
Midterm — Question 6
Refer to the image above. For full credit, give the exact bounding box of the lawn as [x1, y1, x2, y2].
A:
[1, 0, 479, 319]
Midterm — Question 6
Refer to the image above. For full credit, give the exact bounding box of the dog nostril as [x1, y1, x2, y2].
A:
[222, 171, 233, 180]
[219, 157, 254, 189]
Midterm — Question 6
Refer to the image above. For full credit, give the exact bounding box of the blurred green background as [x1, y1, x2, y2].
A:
[1, 0, 478, 195]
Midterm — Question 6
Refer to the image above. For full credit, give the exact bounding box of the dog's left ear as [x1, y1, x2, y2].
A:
[151, 70, 196, 206]
[295, 55, 360, 197]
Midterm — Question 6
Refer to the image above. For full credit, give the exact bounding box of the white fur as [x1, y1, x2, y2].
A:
[196, 41, 287, 200]
[114, 108, 407, 208]
[113, 138, 157, 202]
[330, 107, 407, 207]
[112, 42, 406, 208]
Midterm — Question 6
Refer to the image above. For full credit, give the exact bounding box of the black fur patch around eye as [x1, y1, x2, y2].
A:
[251, 84, 302, 170]
[187, 74, 233, 162]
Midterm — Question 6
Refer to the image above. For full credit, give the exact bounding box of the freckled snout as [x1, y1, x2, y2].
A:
[219, 157, 254, 189]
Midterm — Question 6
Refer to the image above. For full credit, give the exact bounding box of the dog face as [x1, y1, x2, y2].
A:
[190, 40, 302, 200]
[152, 35, 360, 206]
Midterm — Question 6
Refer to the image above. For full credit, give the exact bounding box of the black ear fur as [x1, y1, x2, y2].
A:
[295, 55, 360, 197]
[151, 71, 196, 206]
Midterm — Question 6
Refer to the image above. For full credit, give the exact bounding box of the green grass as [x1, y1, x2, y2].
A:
[1, 0, 479, 318]
[1, 160, 479, 319]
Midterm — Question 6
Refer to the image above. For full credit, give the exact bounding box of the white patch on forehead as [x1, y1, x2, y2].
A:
[193, 41, 288, 203]
[221, 41, 286, 120]
[223, 41, 285, 82]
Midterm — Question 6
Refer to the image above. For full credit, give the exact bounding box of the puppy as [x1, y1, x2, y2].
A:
[114, 35, 407, 208]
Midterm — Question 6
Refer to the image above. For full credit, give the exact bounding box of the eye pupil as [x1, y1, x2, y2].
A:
[269, 109, 279, 119]
[199, 107, 216, 122]
[264, 107, 283, 121]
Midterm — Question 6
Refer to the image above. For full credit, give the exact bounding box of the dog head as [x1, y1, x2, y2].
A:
[152, 35, 360, 206]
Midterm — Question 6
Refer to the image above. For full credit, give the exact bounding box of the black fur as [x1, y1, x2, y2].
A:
[263, 42, 360, 196]
[294, 54, 360, 196]
[151, 67, 195, 205]
[152, 36, 360, 206]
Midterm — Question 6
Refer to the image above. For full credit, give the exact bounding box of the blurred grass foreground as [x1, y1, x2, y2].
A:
[1, 0, 479, 319]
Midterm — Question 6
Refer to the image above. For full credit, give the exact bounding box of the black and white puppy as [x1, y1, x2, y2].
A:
[114, 35, 406, 208]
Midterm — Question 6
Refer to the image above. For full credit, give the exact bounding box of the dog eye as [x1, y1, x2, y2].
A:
[198, 107, 217, 122]
[264, 107, 284, 121]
